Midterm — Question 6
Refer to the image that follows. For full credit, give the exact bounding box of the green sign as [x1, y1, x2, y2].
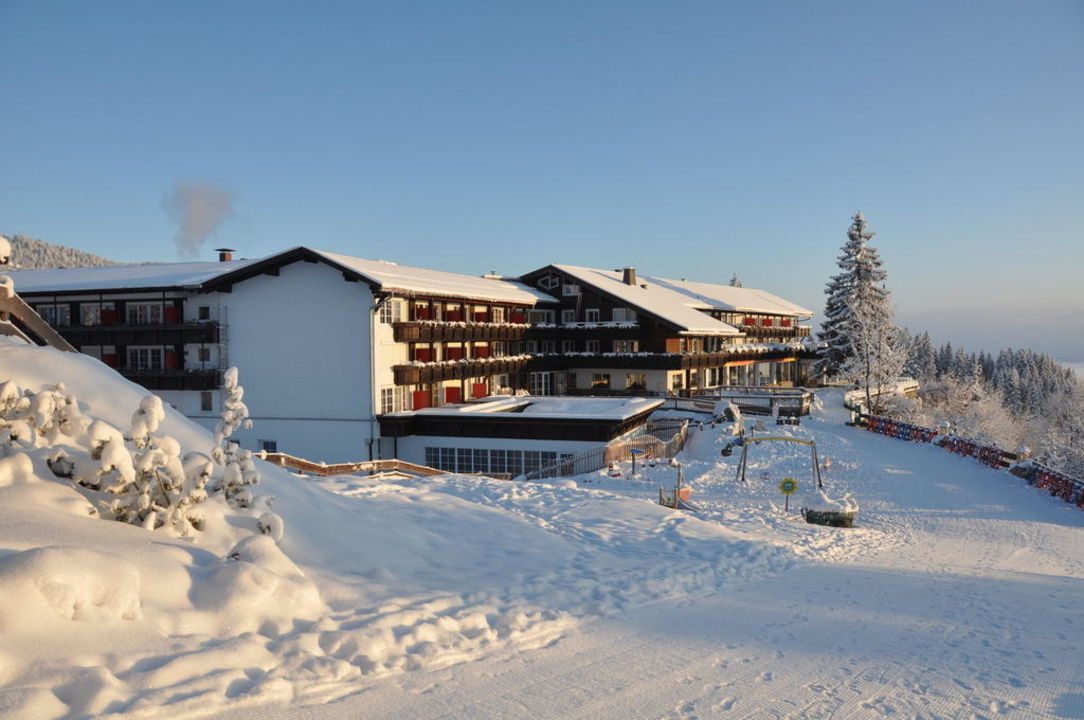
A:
[779, 478, 798, 495]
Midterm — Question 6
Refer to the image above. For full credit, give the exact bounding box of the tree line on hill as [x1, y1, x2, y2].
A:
[2, 233, 119, 270]
[816, 213, 1083, 479]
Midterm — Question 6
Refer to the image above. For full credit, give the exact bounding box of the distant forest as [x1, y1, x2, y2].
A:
[4, 233, 119, 270]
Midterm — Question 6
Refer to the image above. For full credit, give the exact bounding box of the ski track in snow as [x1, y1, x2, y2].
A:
[212, 392, 1084, 720]
[3, 371, 1083, 719]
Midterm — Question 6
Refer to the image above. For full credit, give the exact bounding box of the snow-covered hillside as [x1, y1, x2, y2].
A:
[3, 234, 119, 270]
[1, 340, 1082, 719]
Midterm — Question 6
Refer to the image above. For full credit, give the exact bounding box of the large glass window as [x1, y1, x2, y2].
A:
[127, 303, 163, 325]
[37, 304, 71, 327]
[129, 346, 164, 370]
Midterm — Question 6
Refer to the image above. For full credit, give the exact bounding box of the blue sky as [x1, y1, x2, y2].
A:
[2, 1, 1082, 362]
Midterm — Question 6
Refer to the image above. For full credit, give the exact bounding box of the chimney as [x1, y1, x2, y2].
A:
[622, 267, 637, 286]
[215, 247, 235, 262]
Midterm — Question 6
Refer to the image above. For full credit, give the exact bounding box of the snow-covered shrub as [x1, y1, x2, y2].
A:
[211, 367, 261, 508]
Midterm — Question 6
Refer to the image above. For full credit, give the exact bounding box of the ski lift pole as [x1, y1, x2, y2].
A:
[811, 442, 823, 488]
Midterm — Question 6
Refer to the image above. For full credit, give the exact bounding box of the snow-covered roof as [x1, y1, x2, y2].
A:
[392, 395, 664, 421]
[6, 247, 551, 305]
[647, 276, 812, 317]
[551, 265, 741, 336]
[313, 249, 552, 304]
[6, 260, 257, 293]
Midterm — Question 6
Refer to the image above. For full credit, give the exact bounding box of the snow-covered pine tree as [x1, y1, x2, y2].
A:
[817, 212, 883, 379]
[212, 367, 260, 507]
[817, 212, 903, 411]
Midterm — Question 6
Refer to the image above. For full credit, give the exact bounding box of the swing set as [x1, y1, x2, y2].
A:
[734, 436, 824, 489]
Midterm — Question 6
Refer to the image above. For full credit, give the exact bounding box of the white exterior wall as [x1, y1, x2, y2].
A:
[208, 261, 377, 462]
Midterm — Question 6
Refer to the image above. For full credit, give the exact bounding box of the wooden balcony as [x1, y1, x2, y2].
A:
[739, 325, 812, 339]
[118, 368, 221, 391]
[524, 324, 643, 341]
[528, 346, 816, 371]
[392, 356, 531, 386]
[393, 321, 528, 343]
[57, 322, 220, 347]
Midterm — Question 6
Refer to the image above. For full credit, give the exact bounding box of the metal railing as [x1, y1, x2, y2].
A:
[523, 418, 690, 481]
[259, 451, 445, 478]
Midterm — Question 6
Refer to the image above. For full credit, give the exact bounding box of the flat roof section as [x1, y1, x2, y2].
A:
[380, 395, 664, 442]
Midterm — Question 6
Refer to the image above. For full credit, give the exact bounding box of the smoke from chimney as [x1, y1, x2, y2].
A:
[162, 180, 235, 258]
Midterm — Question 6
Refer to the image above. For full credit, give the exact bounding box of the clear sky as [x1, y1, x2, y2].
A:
[2, 1, 1082, 363]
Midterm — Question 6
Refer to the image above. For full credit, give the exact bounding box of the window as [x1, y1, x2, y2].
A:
[492, 342, 507, 357]
[197, 347, 211, 363]
[627, 373, 647, 390]
[540, 341, 556, 353]
[201, 391, 213, 412]
[584, 308, 600, 323]
[561, 309, 576, 324]
[538, 274, 560, 290]
[490, 307, 505, 323]
[585, 340, 600, 353]
[561, 340, 576, 353]
[380, 386, 411, 414]
[127, 302, 163, 325]
[525, 340, 538, 354]
[37, 304, 71, 327]
[591, 373, 611, 389]
[527, 309, 554, 325]
[379, 298, 402, 324]
[198, 306, 211, 321]
[562, 283, 580, 296]
[613, 340, 639, 353]
[81, 345, 102, 359]
[672, 374, 684, 390]
[259, 440, 277, 452]
[80, 303, 114, 326]
[128, 346, 164, 370]
[612, 308, 637, 323]
[528, 371, 553, 395]
[567, 372, 577, 388]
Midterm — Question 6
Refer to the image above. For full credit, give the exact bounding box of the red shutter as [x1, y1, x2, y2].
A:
[761, 318, 773, 327]
[445, 387, 462, 404]
[164, 307, 180, 324]
[102, 353, 118, 367]
[781, 318, 792, 327]
[510, 312, 526, 323]
[471, 383, 488, 398]
[412, 391, 431, 409]
[474, 311, 489, 322]
[102, 309, 119, 325]
[415, 348, 432, 363]
[474, 346, 490, 359]
[446, 346, 464, 360]
[446, 310, 463, 322]
[743, 317, 756, 326]
[164, 352, 179, 369]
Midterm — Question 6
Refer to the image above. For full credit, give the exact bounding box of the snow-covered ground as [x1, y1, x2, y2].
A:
[1, 342, 1082, 719]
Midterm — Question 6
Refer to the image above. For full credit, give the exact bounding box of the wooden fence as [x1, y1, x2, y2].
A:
[258, 452, 445, 478]
[856, 414, 1084, 509]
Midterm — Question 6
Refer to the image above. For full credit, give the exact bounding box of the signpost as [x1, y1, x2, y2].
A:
[779, 477, 798, 511]
[630, 448, 645, 477]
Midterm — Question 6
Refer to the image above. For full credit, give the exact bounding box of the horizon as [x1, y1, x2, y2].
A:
[2, 1, 1081, 365]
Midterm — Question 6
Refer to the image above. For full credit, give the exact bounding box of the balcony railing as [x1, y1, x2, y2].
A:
[56, 321, 220, 346]
[392, 355, 531, 385]
[528, 345, 817, 371]
[739, 325, 812, 339]
[393, 321, 529, 344]
[117, 367, 221, 391]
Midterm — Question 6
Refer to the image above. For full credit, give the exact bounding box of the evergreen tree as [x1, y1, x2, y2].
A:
[817, 212, 902, 411]
[817, 212, 881, 378]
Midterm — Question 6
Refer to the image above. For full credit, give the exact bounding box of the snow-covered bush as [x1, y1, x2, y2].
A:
[211, 367, 260, 507]
[1, 366, 275, 539]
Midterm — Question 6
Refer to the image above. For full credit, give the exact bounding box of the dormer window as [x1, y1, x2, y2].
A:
[562, 283, 580, 296]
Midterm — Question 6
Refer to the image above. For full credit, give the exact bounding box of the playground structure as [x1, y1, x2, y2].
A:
[658, 462, 700, 512]
[734, 435, 824, 489]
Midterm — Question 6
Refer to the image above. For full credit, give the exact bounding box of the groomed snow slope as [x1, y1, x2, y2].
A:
[1, 342, 1082, 719]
